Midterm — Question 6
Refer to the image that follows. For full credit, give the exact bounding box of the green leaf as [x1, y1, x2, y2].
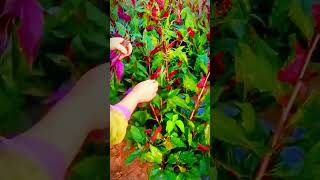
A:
[200, 158, 209, 175]
[188, 131, 192, 146]
[288, 0, 314, 40]
[46, 54, 72, 68]
[168, 89, 180, 98]
[167, 153, 178, 164]
[132, 111, 152, 124]
[235, 102, 256, 133]
[166, 120, 174, 134]
[152, 52, 164, 70]
[169, 96, 191, 111]
[209, 167, 218, 180]
[205, 124, 210, 145]
[171, 137, 186, 148]
[172, 114, 178, 122]
[71, 35, 86, 54]
[183, 74, 198, 92]
[291, 91, 320, 126]
[151, 94, 161, 108]
[188, 121, 195, 131]
[70, 156, 107, 180]
[234, 41, 281, 97]
[130, 126, 145, 143]
[180, 151, 197, 165]
[163, 170, 176, 179]
[195, 54, 209, 74]
[181, 7, 195, 29]
[125, 150, 141, 165]
[116, 22, 126, 37]
[212, 109, 251, 148]
[85, 2, 107, 28]
[175, 120, 185, 133]
[150, 145, 163, 164]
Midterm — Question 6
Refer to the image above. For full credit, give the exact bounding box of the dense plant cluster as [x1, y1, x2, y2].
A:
[213, 0, 320, 179]
[110, 0, 210, 178]
[0, 0, 107, 179]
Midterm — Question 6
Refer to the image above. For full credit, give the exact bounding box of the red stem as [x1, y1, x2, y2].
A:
[189, 72, 210, 121]
[150, 103, 160, 126]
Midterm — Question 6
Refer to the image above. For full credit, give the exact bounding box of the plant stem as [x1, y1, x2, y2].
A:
[189, 72, 210, 121]
[150, 103, 160, 126]
[163, 42, 170, 82]
[254, 33, 320, 180]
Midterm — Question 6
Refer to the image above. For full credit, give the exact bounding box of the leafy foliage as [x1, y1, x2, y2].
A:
[110, 0, 210, 178]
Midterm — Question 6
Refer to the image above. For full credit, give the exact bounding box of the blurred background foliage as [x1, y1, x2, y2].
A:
[212, 0, 320, 179]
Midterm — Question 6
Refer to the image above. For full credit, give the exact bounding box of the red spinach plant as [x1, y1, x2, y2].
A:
[110, 0, 210, 178]
[213, 0, 320, 179]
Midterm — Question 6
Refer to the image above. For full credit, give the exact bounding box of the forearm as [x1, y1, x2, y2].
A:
[14, 90, 92, 167]
[113, 92, 139, 120]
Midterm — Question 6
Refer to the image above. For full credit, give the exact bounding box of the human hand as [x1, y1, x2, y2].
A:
[110, 37, 132, 60]
[130, 80, 159, 103]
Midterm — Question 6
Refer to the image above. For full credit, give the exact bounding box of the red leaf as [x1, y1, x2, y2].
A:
[154, 107, 160, 115]
[151, 126, 162, 142]
[118, 6, 131, 22]
[113, 32, 122, 37]
[167, 85, 172, 90]
[138, 12, 144, 18]
[152, 6, 158, 17]
[151, 67, 162, 79]
[161, 10, 169, 18]
[131, 0, 136, 6]
[136, 41, 144, 48]
[312, 3, 320, 29]
[115, 60, 124, 81]
[197, 74, 206, 88]
[144, 129, 152, 135]
[168, 40, 176, 48]
[157, 27, 163, 37]
[175, 78, 181, 86]
[148, 0, 154, 9]
[214, 52, 224, 75]
[176, 30, 183, 40]
[150, 46, 161, 56]
[146, 25, 154, 31]
[278, 43, 306, 85]
[187, 27, 195, 38]
[143, 56, 151, 63]
[3, 0, 44, 65]
[197, 144, 209, 152]
[155, 0, 164, 10]
[168, 70, 178, 79]
[178, 3, 183, 10]
[176, 17, 183, 25]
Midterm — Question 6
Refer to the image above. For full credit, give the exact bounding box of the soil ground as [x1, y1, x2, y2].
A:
[110, 141, 153, 180]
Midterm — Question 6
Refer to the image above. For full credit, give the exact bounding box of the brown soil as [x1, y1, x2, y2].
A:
[110, 141, 153, 180]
